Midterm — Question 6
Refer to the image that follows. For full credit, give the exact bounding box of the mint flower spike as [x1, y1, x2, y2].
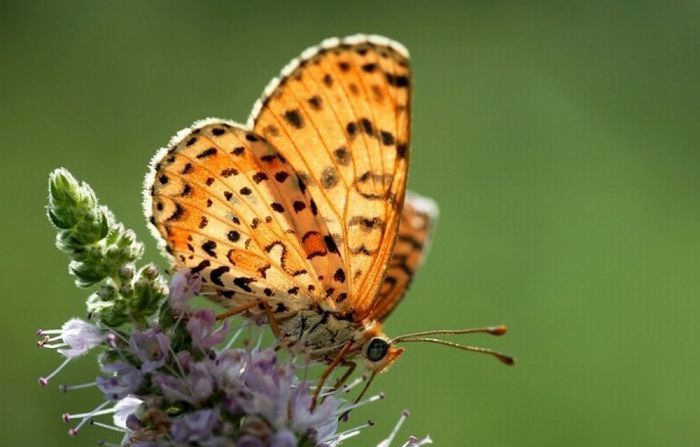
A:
[47, 168, 105, 235]
[39, 170, 433, 445]
[46, 168, 166, 325]
[47, 167, 144, 288]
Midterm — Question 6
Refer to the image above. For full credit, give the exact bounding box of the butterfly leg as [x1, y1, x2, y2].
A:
[332, 360, 357, 390]
[312, 341, 353, 409]
[215, 299, 282, 340]
[215, 300, 263, 321]
[261, 300, 281, 338]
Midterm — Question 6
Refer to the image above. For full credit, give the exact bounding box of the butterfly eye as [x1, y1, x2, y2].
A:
[365, 337, 390, 362]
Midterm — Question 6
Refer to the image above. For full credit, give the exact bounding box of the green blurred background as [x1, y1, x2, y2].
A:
[2, 1, 699, 445]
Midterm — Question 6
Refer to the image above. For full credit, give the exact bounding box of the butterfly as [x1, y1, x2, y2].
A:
[144, 34, 513, 400]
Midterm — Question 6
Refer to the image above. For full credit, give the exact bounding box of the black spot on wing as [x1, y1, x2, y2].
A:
[362, 63, 377, 73]
[320, 167, 339, 189]
[333, 268, 346, 283]
[167, 203, 185, 221]
[196, 147, 217, 159]
[380, 131, 395, 146]
[307, 95, 322, 110]
[283, 109, 304, 129]
[333, 146, 350, 166]
[324, 235, 340, 254]
[201, 240, 217, 257]
[210, 266, 229, 287]
[233, 277, 254, 293]
[386, 73, 410, 88]
[191, 260, 210, 275]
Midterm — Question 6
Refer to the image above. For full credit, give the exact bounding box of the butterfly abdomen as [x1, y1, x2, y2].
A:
[278, 308, 364, 359]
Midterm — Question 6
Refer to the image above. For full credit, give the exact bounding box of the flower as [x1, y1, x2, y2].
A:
[186, 361, 217, 403]
[152, 371, 192, 403]
[97, 361, 144, 400]
[186, 309, 228, 350]
[38, 168, 431, 446]
[168, 269, 202, 312]
[37, 318, 106, 386]
[129, 328, 171, 372]
[170, 409, 220, 444]
[38, 318, 105, 358]
[113, 395, 143, 429]
[269, 430, 297, 447]
[290, 382, 340, 442]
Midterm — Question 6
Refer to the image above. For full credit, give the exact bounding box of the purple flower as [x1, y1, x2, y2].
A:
[290, 382, 339, 442]
[170, 408, 219, 443]
[212, 349, 246, 390]
[187, 309, 228, 350]
[96, 361, 143, 400]
[152, 372, 191, 403]
[270, 430, 298, 447]
[168, 269, 202, 312]
[176, 349, 193, 370]
[40, 169, 423, 446]
[236, 435, 266, 447]
[38, 318, 105, 358]
[152, 360, 215, 404]
[129, 328, 171, 372]
[238, 350, 296, 425]
[187, 361, 216, 403]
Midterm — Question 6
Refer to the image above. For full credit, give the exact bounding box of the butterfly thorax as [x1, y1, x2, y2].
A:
[276, 308, 376, 361]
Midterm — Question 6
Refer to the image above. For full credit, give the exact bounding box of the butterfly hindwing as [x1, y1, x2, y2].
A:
[369, 192, 438, 321]
[250, 35, 412, 319]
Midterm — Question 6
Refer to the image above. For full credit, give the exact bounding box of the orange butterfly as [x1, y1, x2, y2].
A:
[144, 34, 512, 400]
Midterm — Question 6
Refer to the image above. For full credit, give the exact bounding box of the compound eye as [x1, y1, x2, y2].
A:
[366, 338, 390, 362]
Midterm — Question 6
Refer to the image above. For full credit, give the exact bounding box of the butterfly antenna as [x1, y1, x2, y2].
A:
[394, 337, 514, 365]
[391, 325, 507, 343]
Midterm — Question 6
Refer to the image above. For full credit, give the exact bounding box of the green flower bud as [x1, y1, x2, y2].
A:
[132, 269, 167, 316]
[47, 168, 99, 230]
[119, 264, 136, 281]
[119, 282, 134, 298]
[87, 293, 128, 327]
[142, 263, 160, 280]
[69, 259, 110, 288]
[88, 283, 119, 303]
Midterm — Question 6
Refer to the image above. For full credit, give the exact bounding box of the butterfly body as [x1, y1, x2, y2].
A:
[277, 308, 368, 357]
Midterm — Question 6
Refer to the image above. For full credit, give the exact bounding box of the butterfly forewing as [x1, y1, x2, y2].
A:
[251, 36, 412, 319]
[369, 192, 438, 321]
[147, 121, 341, 311]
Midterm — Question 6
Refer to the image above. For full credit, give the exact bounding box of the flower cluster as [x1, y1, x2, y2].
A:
[37, 168, 431, 447]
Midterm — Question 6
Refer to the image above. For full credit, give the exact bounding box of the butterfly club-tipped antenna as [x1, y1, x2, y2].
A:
[340, 325, 513, 420]
[390, 325, 515, 366]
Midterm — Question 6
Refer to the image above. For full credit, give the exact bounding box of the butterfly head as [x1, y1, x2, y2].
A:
[345, 324, 513, 413]
[358, 324, 515, 372]
[361, 336, 405, 372]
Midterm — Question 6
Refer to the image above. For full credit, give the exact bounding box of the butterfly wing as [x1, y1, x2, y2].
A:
[368, 192, 438, 321]
[144, 120, 343, 313]
[250, 35, 412, 320]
